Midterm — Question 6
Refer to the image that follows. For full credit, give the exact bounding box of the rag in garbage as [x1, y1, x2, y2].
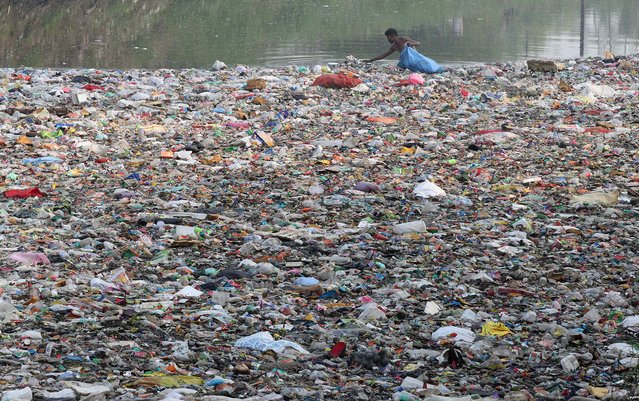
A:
[312, 74, 363, 89]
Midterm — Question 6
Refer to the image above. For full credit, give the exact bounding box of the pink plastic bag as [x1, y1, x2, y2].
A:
[408, 73, 425, 86]
[9, 252, 51, 266]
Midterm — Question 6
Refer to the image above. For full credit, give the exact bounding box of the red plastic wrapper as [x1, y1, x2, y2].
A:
[3, 188, 45, 198]
[329, 341, 346, 358]
[82, 84, 105, 91]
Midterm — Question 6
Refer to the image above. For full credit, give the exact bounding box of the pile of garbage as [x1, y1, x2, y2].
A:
[0, 54, 638, 401]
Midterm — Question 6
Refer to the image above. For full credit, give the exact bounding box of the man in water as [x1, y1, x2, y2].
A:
[364, 28, 420, 63]
[364, 28, 444, 73]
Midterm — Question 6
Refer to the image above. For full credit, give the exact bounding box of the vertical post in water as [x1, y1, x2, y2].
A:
[579, 0, 585, 57]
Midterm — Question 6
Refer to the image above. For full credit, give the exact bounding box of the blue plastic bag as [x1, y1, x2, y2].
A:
[398, 46, 444, 74]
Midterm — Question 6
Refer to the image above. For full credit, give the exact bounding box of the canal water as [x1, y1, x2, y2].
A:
[1, 0, 638, 68]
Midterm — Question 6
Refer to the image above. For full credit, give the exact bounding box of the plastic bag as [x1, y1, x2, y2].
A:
[431, 326, 476, 343]
[41, 389, 75, 401]
[392, 220, 428, 234]
[312, 74, 363, 89]
[293, 277, 320, 287]
[358, 303, 387, 321]
[424, 301, 442, 315]
[560, 354, 579, 372]
[0, 301, 20, 323]
[480, 321, 512, 337]
[63, 382, 112, 396]
[408, 73, 425, 85]
[174, 286, 203, 298]
[578, 82, 616, 98]
[570, 189, 620, 207]
[413, 180, 446, 198]
[1, 387, 32, 401]
[3, 188, 45, 199]
[622, 316, 639, 330]
[131, 376, 204, 388]
[9, 252, 51, 265]
[212, 60, 227, 71]
[235, 332, 309, 354]
[22, 156, 63, 165]
[398, 46, 444, 74]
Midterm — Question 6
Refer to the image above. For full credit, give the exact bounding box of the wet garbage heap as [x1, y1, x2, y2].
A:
[0, 55, 639, 401]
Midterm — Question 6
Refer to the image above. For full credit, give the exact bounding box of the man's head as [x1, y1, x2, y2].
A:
[385, 28, 398, 43]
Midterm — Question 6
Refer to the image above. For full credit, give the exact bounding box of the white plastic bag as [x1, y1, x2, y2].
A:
[431, 326, 476, 343]
[413, 180, 446, 198]
[392, 220, 428, 234]
[235, 332, 309, 354]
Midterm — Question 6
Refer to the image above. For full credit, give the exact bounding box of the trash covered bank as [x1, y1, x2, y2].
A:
[0, 56, 639, 400]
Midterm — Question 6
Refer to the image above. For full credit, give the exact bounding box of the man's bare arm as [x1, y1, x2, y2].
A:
[364, 47, 395, 63]
[405, 38, 421, 47]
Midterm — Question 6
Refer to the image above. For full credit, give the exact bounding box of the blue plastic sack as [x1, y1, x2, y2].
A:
[398, 46, 444, 74]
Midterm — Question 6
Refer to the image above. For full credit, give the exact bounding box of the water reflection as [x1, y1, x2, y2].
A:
[0, 0, 638, 68]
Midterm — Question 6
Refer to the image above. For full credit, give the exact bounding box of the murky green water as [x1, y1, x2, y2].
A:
[1, 0, 638, 68]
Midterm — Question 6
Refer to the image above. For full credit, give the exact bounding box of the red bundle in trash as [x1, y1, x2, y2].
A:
[329, 341, 346, 358]
[3, 188, 45, 198]
[312, 74, 362, 89]
[82, 84, 105, 91]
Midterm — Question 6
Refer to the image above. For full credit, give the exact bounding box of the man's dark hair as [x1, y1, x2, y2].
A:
[384, 28, 398, 37]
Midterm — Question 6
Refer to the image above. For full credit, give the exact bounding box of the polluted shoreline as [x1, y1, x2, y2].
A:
[0, 54, 639, 401]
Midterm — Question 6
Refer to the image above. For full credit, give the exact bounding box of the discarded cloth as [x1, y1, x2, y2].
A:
[312, 74, 363, 89]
